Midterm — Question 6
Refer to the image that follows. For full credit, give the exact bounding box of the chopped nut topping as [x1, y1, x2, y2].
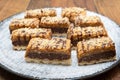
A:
[25, 9, 56, 19]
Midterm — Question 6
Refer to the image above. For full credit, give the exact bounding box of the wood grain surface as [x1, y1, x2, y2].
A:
[0, 0, 120, 80]
[0, 0, 30, 21]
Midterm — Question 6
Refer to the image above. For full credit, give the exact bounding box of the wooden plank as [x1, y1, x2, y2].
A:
[94, 0, 120, 25]
[27, 0, 50, 9]
[27, 0, 97, 12]
[85, 0, 97, 12]
[0, 0, 30, 21]
[0, 0, 8, 11]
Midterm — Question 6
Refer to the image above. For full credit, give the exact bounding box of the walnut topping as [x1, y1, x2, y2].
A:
[62, 7, 86, 22]
[11, 28, 52, 45]
[9, 18, 40, 32]
[13, 28, 50, 35]
[77, 37, 115, 54]
[75, 16, 102, 26]
[40, 17, 70, 28]
[25, 9, 56, 18]
[28, 38, 70, 51]
[10, 18, 39, 27]
[67, 26, 107, 40]
[62, 7, 86, 17]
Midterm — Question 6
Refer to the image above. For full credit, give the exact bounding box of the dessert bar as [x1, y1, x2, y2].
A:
[25, 38, 71, 65]
[62, 7, 86, 22]
[9, 18, 39, 33]
[25, 9, 56, 19]
[77, 37, 116, 65]
[67, 24, 107, 46]
[40, 17, 70, 36]
[75, 16, 103, 27]
[11, 28, 52, 50]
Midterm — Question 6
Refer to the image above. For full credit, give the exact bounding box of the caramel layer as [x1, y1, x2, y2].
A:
[25, 38, 71, 55]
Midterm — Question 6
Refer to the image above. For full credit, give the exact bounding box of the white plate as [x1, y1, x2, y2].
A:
[0, 8, 120, 79]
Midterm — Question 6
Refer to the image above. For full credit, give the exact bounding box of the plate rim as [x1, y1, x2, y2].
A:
[0, 10, 120, 79]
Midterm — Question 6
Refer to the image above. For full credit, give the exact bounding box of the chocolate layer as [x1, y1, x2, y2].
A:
[72, 39, 81, 46]
[41, 27, 68, 33]
[12, 34, 31, 46]
[26, 52, 70, 60]
[12, 41, 29, 46]
[78, 50, 116, 62]
[51, 27, 68, 33]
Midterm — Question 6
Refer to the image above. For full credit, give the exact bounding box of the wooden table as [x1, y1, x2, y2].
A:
[0, 0, 120, 80]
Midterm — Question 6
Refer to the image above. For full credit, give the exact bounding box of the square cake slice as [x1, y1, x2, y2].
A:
[11, 28, 52, 50]
[40, 16, 70, 36]
[77, 37, 116, 65]
[67, 24, 108, 46]
[9, 18, 39, 33]
[25, 38, 71, 65]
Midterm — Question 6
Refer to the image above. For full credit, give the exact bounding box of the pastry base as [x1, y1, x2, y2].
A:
[13, 45, 26, 50]
[78, 57, 116, 65]
[25, 57, 71, 65]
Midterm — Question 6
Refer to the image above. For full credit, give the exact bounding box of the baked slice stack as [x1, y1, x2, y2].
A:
[77, 37, 116, 65]
[67, 15, 107, 48]
[11, 28, 52, 50]
[9, 18, 39, 33]
[25, 38, 71, 65]
[8, 7, 116, 65]
[67, 24, 107, 46]
[39, 16, 70, 36]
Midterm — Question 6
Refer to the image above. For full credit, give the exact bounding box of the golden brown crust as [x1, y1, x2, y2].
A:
[11, 28, 52, 47]
[9, 18, 39, 33]
[13, 45, 27, 50]
[40, 17, 70, 28]
[62, 7, 86, 22]
[25, 57, 71, 65]
[25, 9, 56, 19]
[67, 25, 107, 39]
[25, 38, 71, 55]
[77, 37, 116, 65]
[67, 24, 108, 46]
[75, 16, 103, 26]
[77, 37, 116, 59]
[25, 38, 71, 65]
